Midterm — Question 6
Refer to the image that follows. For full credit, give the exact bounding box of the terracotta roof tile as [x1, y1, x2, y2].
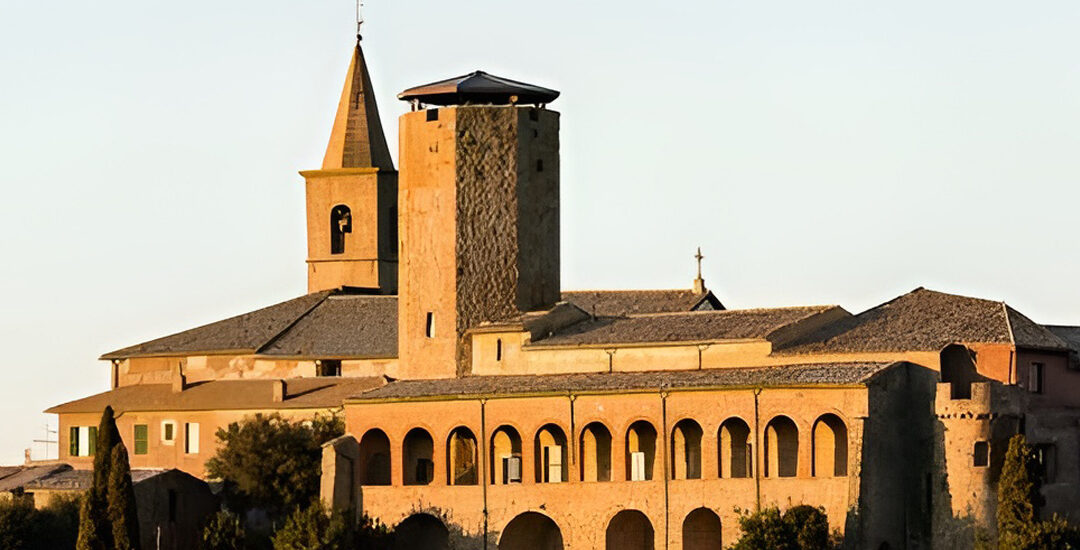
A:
[352, 362, 897, 401]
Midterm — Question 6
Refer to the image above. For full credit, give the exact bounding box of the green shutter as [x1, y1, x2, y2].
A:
[134, 425, 148, 455]
[69, 427, 79, 457]
[88, 427, 97, 456]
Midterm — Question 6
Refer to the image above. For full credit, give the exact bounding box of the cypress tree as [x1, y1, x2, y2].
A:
[107, 444, 141, 550]
[77, 406, 120, 550]
[997, 434, 1041, 549]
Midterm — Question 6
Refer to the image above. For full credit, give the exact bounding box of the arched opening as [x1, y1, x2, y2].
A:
[403, 428, 434, 485]
[764, 416, 798, 478]
[718, 418, 751, 478]
[682, 508, 722, 550]
[358, 429, 391, 486]
[447, 427, 478, 485]
[330, 204, 352, 255]
[940, 344, 978, 399]
[813, 414, 848, 477]
[534, 424, 568, 483]
[606, 510, 654, 550]
[626, 421, 657, 481]
[580, 422, 612, 482]
[491, 426, 523, 484]
[499, 511, 564, 550]
[671, 419, 703, 480]
[395, 513, 448, 550]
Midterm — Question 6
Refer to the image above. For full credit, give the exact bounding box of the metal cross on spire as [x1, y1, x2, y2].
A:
[695, 247, 704, 279]
[356, 0, 365, 42]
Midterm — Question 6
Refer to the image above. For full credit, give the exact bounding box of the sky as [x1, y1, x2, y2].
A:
[1, 1, 1079, 465]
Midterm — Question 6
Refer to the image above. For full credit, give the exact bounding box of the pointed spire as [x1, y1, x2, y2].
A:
[322, 43, 394, 171]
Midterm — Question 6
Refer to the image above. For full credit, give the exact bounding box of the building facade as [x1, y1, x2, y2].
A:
[45, 37, 1080, 550]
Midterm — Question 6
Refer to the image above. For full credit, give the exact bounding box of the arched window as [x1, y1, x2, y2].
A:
[330, 204, 352, 255]
[606, 510, 654, 550]
[672, 419, 703, 480]
[490, 426, 522, 485]
[812, 414, 848, 477]
[764, 416, 799, 478]
[719, 418, 751, 478]
[580, 422, 612, 482]
[534, 424, 568, 483]
[447, 427, 478, 485]
[396, 514, 449, 550]
[682, 508, 722, 550]
[358, 429, 391, 486]
[499, 512, 564, 550]
[403, 428, 434, 485]
[626, 421, 657, 481]
[940, 344, 978, 399]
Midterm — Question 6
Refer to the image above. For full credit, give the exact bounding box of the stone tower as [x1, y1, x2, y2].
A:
[396, 72, 562, 379]
[300, 43, 398, 294]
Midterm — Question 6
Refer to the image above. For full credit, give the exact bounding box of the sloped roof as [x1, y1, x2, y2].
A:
[22, 468, 168, 491]
[0, 464, 71, 493]
[530, 306, 840, 348]
[398, 71, 560, 106]
[1046, 325, 1080, 353]
[101, 289, 396, 360]
[776, 288, 1069, 354]
[352, 362, 898, 401]
[46, 377, 385, 414]
[561, 289, 723, 316]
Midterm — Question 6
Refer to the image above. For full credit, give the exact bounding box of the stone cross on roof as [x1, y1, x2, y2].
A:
[694, 247, 706, 294]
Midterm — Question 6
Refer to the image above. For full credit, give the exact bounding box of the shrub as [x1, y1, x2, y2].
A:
[997, 434, 1080, 549]
[271, 501, 349, 550]
[731, 505, 836, 550]
[201, 510, 246, 550]
[0, 494, 82, 550]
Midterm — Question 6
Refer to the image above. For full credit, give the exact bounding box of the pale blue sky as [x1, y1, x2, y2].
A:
[1, 1, 1079, 464]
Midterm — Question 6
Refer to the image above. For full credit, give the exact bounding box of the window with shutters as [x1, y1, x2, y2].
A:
[185, 423, 200, 454]
[133, 425, 148, 455]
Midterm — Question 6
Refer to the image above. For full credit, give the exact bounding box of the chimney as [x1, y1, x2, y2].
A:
[272, 379, 286, 403]
[172, 362, 186, 393]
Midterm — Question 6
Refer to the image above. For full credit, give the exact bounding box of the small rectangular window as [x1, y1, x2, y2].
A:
[70, 426, 96, 457]
[1029, 363, 1044, 394]
[134, 425, 148, 455]
[425, 312, 435, 338]
[536, 159, 544, 172]
[162, 421, 176, 444]
[973, 441, 989, 467]
[1034, 444, 1057, 483]
[426, 109, 439, 122]
[185, 423, 200, 454]
[317, 360, 342, 377]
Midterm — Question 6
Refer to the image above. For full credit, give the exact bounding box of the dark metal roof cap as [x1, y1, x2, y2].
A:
[398, 70, 560, 106]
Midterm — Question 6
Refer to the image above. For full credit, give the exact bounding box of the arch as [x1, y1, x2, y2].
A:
[403, 428, 434, 485]
[330, 204, 352, 255]
[358, 428, 391, 486]
[499, 511, 564, 550]
[940, 344, 978, 399]
[682, 508, 722, 550]
[395, 513, 448, 550]
[812, 413, 848, 477]
[491, 425, 523, 484]
[580, 422, 612, 482]
[764, 416, 799, 478]
[447, 427, 478, 485]
[625, 421, 657, 481]
[718, 417, 751, 478]
[606, 510, 654, 550]
[534, 424, 568, 483]
[671, 419, 703, 480]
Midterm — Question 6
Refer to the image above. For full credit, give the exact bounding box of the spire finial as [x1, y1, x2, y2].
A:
[693, 247, 706, 294]
[356, 0, 364, 42]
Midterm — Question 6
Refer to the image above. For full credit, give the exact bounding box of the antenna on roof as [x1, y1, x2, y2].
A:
[355, 0, 365, 42]
[693, 247, 707, 294]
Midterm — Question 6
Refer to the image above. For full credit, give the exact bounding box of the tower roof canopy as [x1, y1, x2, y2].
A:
[398, 71, 560, 106]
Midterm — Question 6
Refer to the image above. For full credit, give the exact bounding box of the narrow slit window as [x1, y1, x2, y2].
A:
[973, 441, 989, 467]
[425, 312, 435, 338]
[1029, 362, 1044, 394]
[496, 339, 503, 361]
[536, 159, 544, 172]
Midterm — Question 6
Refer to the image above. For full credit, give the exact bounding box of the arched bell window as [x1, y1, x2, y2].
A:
[330, 205, 352, 255]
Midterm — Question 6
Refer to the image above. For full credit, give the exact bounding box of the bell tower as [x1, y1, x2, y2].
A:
[300, 41, 398, 293]
[396, 72, 562, 379]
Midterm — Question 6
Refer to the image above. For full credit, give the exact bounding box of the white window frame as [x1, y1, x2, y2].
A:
[161, 420, 177, 445]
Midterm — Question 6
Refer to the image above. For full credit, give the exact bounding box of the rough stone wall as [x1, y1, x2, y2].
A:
[513, 109, 560, 312]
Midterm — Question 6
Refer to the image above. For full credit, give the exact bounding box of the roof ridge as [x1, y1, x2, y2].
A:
[254, 292, 335, 354]
[621, 305, 834, 319]
[562, 288, 698, 294]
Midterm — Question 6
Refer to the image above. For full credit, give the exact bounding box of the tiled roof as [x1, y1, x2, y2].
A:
[561, 289, 723, 316]
[0, 464, 71, 493]
[101, 289, 396, 360]
[351, 362, 898, 401]
[775, 288, 1070, 354]
[45, 377, 385, 414]
[1046, 325, 1080, 353]
[23, 468, 168, 491]
[530, 306, 840, 348]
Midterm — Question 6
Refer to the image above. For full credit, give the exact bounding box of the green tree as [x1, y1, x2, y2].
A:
[997, 433, 1080, 549]
[270, 501, 349, 550]
[107, 444, 141, 550]
[731, 505, 835, 550]
[0, 492, 82, 550]
[206, 413, 343, 518]
[201, 509, 246, 550]
[78, 405, 137, 550]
